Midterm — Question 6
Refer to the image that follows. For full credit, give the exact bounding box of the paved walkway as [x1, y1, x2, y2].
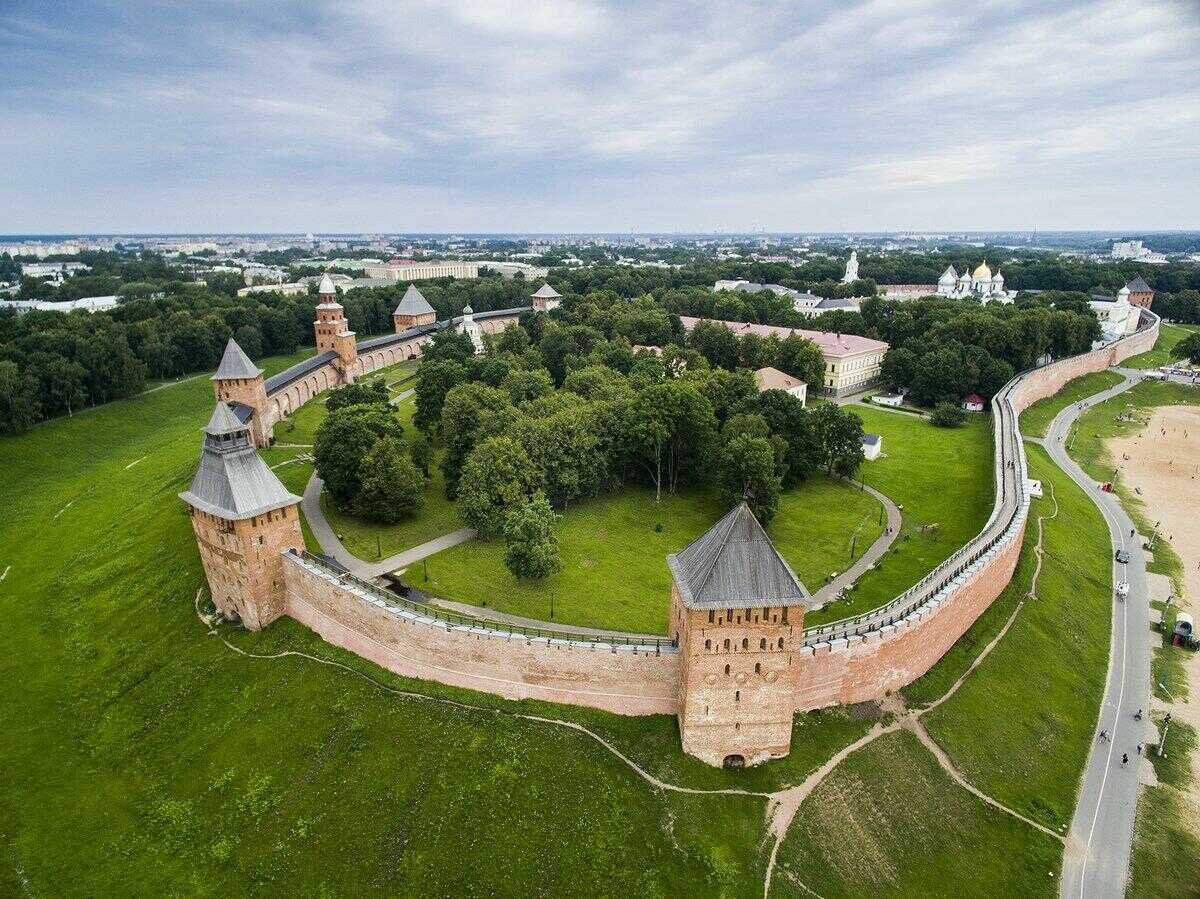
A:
[301, 473, 475, 579]
[389, 387, 415, 406]
[811, 480, 902, 606]
[1053, 371, 1155, 899]
[423, 597, 665, 640]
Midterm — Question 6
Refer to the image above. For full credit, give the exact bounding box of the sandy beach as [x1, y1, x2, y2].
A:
[1109, 403, 1200, 838]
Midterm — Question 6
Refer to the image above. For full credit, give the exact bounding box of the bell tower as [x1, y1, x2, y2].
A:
[314, 273, 358, 381]
[668, 503, 817, 768]
[180, 402, 305, 630]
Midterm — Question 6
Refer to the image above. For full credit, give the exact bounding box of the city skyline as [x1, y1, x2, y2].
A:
[3, 0, 1199, 233]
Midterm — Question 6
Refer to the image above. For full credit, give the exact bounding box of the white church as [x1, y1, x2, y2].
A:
[936, 261, 1014, 303]
[1089, 285, 1142, 343]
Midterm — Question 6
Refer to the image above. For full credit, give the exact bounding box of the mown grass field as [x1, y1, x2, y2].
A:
[804, 404, 994, 626]
[422, 476, 883, 634]
[1019, 370, 1125, 438]
[1121, 323, 1200, 370]
[773, 730, 1063, 898]
[920, 446, 1112, 830]
[0, 349, 794, 896]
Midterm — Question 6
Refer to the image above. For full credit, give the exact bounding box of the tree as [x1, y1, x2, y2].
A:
[716, 433, 782, 525]
[326, 377, 389, 413]
[503, 493, 561, 580]
[0, 360, 41, 434]
[930, 402, 966, 428]
[422, 328, 476, 364]
[413, 359, 467, 434]
[508, 407, 604, 508]
[456, 436, 541, 536]
[1171, 331, 1200, 364]
[623, 381, 717, 500]
[756, 389, 819, 486]
[776, 334, 825, 389]
[409, 432, 432, 476]
[688, 320, 740, 370]
[354, 437, 424, 523]
[501, 367, 554, 404]
[313, 404, 405, 506]
[879, 347, 918, 392]
[439, 383, 513, 497]
[810, 402, 865, 478]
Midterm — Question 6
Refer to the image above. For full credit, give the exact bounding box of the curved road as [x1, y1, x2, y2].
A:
[1049, 371, 1155, 899]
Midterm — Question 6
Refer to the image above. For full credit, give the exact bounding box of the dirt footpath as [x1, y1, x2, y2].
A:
[1110, 404, 1200, 838]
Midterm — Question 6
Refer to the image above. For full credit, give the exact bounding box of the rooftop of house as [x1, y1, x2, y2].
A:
[754, 366, 805, 391]
[667, 502, 815, 611]
[678, 315, 888, 358]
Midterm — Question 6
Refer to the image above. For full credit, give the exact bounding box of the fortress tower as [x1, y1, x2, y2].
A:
[1125, 276, 1154, 309]
[458, 305, 484, 353]
[179, 402, 304, 630]
[531, 283, 561, 312]
[314, 273, 358, 381]
[668, 503, 818, 767]
[211, 337, 270, 447]
[393, 284, 437, 331]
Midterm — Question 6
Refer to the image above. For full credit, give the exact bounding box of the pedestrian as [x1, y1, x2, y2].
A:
[1099, 730, 1108, 743]
[1137, 743, 1143, 756]
[1122, 753, 1129, 766]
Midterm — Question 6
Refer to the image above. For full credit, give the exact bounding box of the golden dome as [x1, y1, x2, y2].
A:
[972, 260, 992, 279]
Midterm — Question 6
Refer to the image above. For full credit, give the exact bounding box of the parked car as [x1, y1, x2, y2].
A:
[1115, 549, 1131, 564]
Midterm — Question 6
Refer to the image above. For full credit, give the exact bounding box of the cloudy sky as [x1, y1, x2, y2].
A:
[3, 0, 1198, 233]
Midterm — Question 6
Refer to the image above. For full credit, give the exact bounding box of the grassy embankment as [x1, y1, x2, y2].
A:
[1121, 322, 1200, 370]
[0, 349, 798, 896]
[775, 444, 1113, 895]
[1019, 370, 1125, 438]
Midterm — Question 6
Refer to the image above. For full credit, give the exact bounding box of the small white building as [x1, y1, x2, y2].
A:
[754, 367, 807, 406]
[862, 433, 882, 461]
[872, 392, 904, 408]
[1089, 286, 1142, 342]
[531, 283, 562, 312]
[962, 393, 985, 413]
[841, 251, 859, 284]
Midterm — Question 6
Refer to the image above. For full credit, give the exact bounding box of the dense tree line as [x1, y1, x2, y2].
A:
[1152, 290, 1200, 324]
[412, 318, 864, 537]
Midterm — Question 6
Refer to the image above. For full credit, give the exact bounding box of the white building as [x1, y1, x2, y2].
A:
[841, 251, 859, 284]
[861, 433, 882, 461]
[531, 284, 562, 312]
[1089, 286, 1142, 342]
[872, 393, 904, 408]
[936, 261, 1014, 302]
[1111, 240, 1167, 264]
[0, 295, 119, 314]
[362, 259, 479, 281]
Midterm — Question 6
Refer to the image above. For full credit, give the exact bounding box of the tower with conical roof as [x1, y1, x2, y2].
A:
[315, 273, 358, 381]
[180, 401, 304, 630]
[531, 283, 561, 312]
[211, 337, 271, 447]
[392, 284, 437, 331]
[667, 502, 820, 767]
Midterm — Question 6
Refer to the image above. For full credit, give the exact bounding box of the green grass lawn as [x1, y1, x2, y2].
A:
[1020, 370, 1125, 438]
[0, 348, 791, 896]
[1128, 785, 1200, 899]
[773, 729, 1062, 898]
[1122, 323, 1200, 370]
[1067, 378, 1198, 590]
[919, 445, 1112, 831]
[421, 476, 883, 634]
[804, 405, 994, 626]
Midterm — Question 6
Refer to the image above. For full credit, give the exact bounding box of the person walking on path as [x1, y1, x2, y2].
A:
[1099, 730, 1108, 743]
[1136, 743, 1143, 756]
[1122, 753, 1129, 767]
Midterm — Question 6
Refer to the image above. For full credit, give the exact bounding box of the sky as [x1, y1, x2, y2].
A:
[2, 0, 1199, 234]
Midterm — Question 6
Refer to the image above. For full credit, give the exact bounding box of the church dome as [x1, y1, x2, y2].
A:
[463, 305, 474, 315]
[972, 261, 992, 280]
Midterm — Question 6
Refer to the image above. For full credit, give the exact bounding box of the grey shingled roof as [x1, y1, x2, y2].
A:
[180, 402, 301, 520]
[667, 503, 813, 611]
[394, 284, 435, 316]
[212, 338, 263, 380]
[532, 284, 561, 298]
[1125, 276, 1152, 293]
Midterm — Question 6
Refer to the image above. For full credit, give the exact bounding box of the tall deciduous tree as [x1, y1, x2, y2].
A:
[354, 436, 424, 523]
[313, 404, 405, 506]
[503, 493, 561, 581]
[810, 403, 865, 478]
[456, 436, 541, 536]
[716, 433, 782, 525]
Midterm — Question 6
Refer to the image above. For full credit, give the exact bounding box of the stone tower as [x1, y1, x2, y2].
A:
[179, 401, 304, 630]
[211, 337, 271, 447]
[531, 283, 562, 312]
[458, 305, 484, 354]
[1125, 276, 1154, 309]
[314, 273, 357, 381]
[667, 503, 818, 768]
[393, 283, 437, 331]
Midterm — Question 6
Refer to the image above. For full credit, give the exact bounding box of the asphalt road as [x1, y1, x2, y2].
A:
[1053, 372, 1155, 899]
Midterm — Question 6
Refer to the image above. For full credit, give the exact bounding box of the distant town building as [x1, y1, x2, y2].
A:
[679, 316, 888, 397]
[1, 295, 120, 314]
[531, 283, 562, 312]
[1111, 240, 1167, 264]
[753, 367, 807, 406]
[237, 282, 309, 297]
[935, 261, 1014, 302]
[841, 251, 859, 284]
[478, 261, 551, 280]
[362, 259, 479, 281]
[713, 280, 862, 318]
